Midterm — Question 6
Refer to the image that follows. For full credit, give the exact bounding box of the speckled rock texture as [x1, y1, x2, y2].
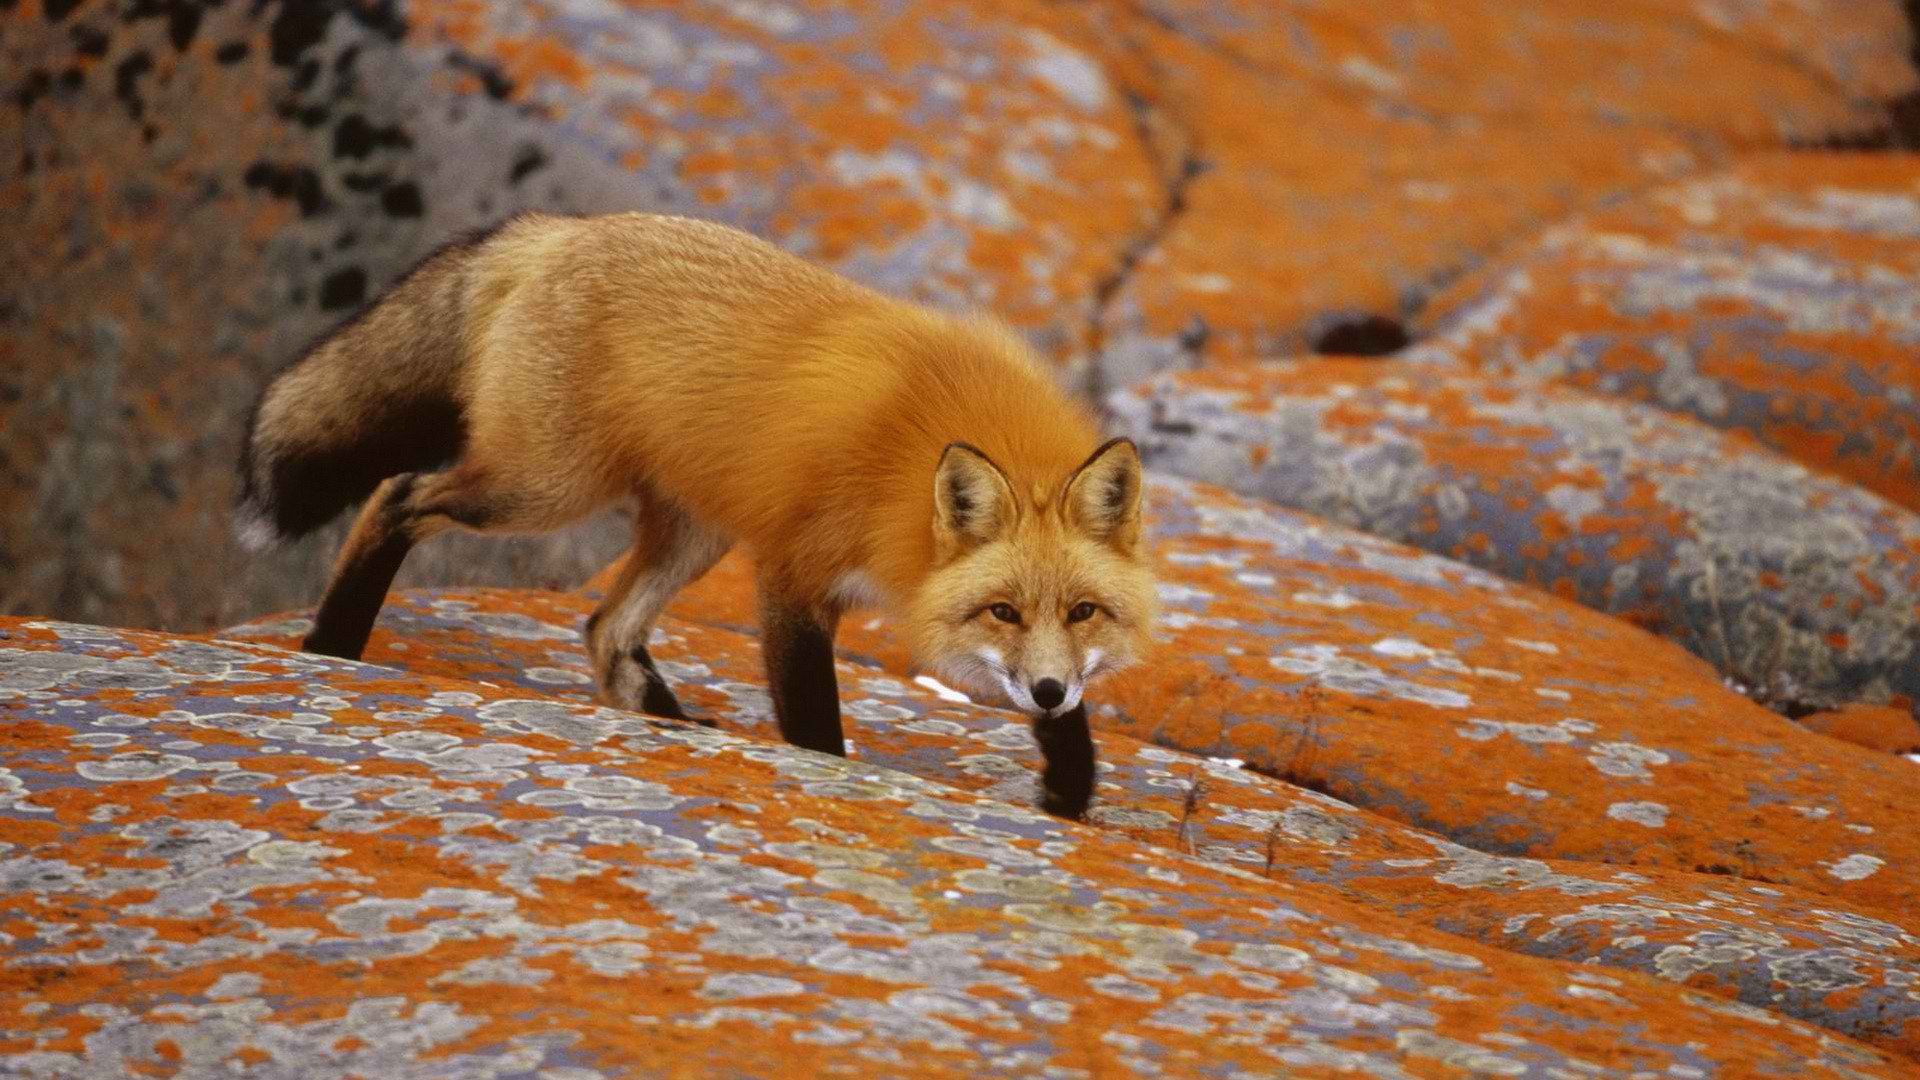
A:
[13, 4, 1920, 1071]
[2, 0, 1154, 629]
[219, 572, 1920, 1059]
[4, 0, 1915, 629]
[1410, 155, 1920, 514]
[1037, 0, 1915, 386]
[1111, 364, 1920, 721]
[622, 479, 1920, 919]
[8, 618, 1914, 1076]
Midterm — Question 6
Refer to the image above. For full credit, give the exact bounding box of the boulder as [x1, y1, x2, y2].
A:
[1801, 704, 1920, 756]
[1037, 1, 1914, 383]
[1411, 154, 1920, 513]
[561, 477, 1920, 917]
[6, 0, 1915, 631]
[1, 0, 1152, 628]
[8, 617, 1910, 1075]
[226, 583, 1920, 1056]
[1111, 362, 1920, 723]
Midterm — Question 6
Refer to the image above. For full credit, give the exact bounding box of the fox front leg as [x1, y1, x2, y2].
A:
[585, 500, 731, 724]
[757, 579, 846, 757]
[1033, 704, 1096, 820]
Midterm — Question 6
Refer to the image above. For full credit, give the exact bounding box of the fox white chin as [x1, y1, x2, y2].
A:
[932, 653, 1092, 721]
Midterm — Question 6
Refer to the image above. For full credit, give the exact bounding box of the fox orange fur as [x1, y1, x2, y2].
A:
[238, 211, 1157, 816]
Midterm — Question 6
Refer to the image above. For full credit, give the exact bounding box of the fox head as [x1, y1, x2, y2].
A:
[907, 437, 1157, 719]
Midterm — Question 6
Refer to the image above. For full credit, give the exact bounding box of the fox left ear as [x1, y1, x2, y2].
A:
[1064, 438, 1143, 549]
[933, 442, 1018, 555]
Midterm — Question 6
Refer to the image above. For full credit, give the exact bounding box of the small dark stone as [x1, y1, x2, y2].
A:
[1311, 313, 1411, 357]
[166, 4, 201, 51]
[332, 114, 412, 159]
[509, 144, 548, 184]
[57, 67, 84, 91]
[341, 171, 387, 193]
[243, 161, 330, 218]
[69, 24, 109, 57]
[290, 57, 321, 93]
[380, 181, 423, 218]
[449, 50, 514, 100]
[14, 68, 51, 110]
[113, 50, 154, 120]
[319, 266, 367, 310]
[345, 0, 407, 42]
[148, 460, 179, 502]
[215, 40, 249, 65]
[43, 0, 82, 22]
[267, 3, 334, 68]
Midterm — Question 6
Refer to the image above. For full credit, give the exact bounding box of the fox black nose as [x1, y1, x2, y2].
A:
[1031, 679, 1066, 711]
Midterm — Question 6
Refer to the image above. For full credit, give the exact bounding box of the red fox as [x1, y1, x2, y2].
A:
[238, 212, 1157, 817]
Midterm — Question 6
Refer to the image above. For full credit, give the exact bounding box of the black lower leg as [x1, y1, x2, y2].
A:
[629, 642, 701, 724]
[764, 617, 844, 756]
[303, 529, 413, 660]
[1034, 704, 1097, 820]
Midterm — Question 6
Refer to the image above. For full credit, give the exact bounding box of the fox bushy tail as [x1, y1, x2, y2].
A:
[235, 236, 486, 549]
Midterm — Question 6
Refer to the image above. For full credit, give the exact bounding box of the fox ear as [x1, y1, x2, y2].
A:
[934, 443, 1017, 552]
[1064, 438, 1143, 548]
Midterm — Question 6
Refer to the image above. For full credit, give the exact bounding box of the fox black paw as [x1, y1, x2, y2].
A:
[1034, 704, 1096, 820]
[1040, 783, 1091, 821]
[300, 629, 365, 661]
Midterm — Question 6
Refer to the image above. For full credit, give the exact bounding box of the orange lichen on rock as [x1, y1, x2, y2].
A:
[1112, 361, 1920, 726]
[9, 616, 1912, 1074]
[1802, 703, 1920, 755]
[7, 1, 1917, 627]
[1415, 154, 1920, 512]
[225, 579, 1920, 1056]
[1021, 1, 1910, 374]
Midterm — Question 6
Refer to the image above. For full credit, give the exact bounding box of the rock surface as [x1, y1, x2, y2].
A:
[2, 0, 1153, 628]
[1112, 363, 1920, 720]
[572, 477, 1920, 921]
[4, 0, 1915, 629]
[9, 617, 1912, 1076]
[223, 581, 1920, 1057]
[11, 4, 1920, 1071]
[1038, 0, 1914, 383]
[1411, 154, 1920, 513]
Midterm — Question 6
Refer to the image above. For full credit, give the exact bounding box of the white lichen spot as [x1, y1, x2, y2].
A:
[699, 974, 806, 1001]
[1606, 801, 1669, 828]
[1293, 590, 1361, 609]
[1823, 854, 1884, 881]
[1019, 29, 1110, 113]
[1505, 638, 1560, 655]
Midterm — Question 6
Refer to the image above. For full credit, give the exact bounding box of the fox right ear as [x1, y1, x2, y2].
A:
[933, 442, 1017, 553]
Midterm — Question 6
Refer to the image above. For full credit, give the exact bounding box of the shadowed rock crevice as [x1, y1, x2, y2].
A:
[1078, 94, 1205, 403]
[1794, 0, 1920, 148]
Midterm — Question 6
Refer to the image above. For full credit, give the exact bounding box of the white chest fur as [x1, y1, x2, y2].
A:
[828, 569, 890, 611]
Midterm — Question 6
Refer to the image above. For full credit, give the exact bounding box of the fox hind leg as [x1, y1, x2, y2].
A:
[303, 466, 522, 660]
[587, 496, 730, 722]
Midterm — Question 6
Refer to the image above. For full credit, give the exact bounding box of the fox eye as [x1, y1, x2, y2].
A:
[988, 603, 1021, 625]
[1067, 602, 1099, 624]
